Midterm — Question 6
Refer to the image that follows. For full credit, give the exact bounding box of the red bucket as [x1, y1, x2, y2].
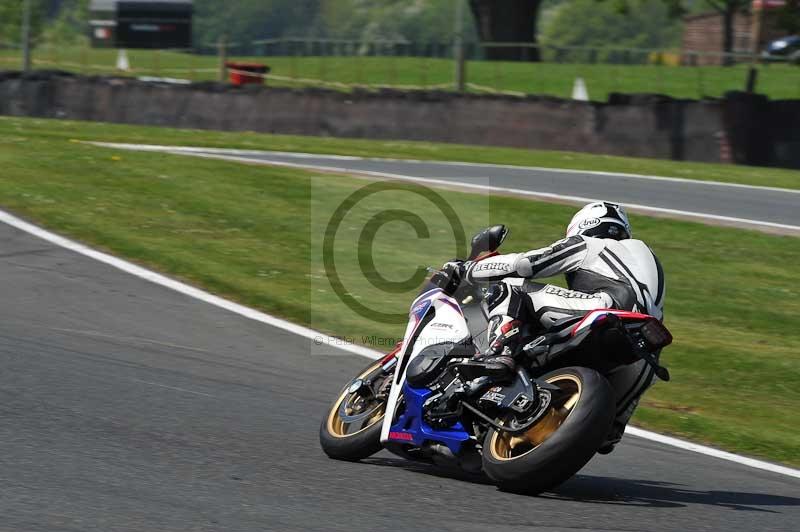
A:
[225, 62, 270, 86]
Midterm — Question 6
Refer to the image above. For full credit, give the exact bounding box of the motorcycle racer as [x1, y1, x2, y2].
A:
[449, 201, 665, 453]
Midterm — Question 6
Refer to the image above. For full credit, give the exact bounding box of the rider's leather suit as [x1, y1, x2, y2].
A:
[465, 234, 666, 437]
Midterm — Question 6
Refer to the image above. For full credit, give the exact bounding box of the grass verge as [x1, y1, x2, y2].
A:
[2, 46, 800, 101]
[3, 116, 800, 190]
[1, 117, 799, 467]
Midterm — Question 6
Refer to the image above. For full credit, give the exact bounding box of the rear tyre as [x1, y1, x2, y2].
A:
[481, 366, 614, 494]
[319, 359, 388, 461]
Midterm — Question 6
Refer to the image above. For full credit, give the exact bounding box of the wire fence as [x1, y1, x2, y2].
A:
[2, 38, 799, 101]
[225, 38, 771, 65]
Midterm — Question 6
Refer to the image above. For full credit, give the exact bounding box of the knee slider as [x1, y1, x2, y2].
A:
[484, 283, 508, 312]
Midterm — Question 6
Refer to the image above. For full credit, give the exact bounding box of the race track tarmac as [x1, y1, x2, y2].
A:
[1, 222, 799, 531]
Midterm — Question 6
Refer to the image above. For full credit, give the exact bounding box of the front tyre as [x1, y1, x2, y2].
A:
[482, 366, 614, 494]
[319, 359, 388, 461]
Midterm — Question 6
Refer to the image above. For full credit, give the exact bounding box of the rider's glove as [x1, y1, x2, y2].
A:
[460, 260, 475, 285]
[431, 259, 472, 294]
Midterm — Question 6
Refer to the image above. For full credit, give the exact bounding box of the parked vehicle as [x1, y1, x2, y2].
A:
[762, 35, 800, 64]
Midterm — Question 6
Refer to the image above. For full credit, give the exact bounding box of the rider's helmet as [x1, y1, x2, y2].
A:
[566, 201, 631, 240]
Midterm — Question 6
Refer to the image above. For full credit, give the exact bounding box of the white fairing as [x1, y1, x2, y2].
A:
[379, 291, 470, 444]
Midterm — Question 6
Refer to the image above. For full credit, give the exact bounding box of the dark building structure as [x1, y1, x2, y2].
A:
[89, 0, 193, 49]
[682, 0, 789, 65]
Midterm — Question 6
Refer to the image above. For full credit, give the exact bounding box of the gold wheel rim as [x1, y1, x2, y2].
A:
[326, 361, 387, 439]
[488, 374, 582, 461]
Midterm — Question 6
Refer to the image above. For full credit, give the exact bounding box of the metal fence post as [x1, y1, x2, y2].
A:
[218, 36, 227, 82]
[389, 41, 397, 86]
[745, 67, 758, 93]
[291, 41, 298, 82]
[80, 43, 88, 75]
[696, 68, 705, 99]
[316, 39, 327, 83]
[155, 49, 162, 77]
[420, 47, 428, 88]
[21, 0, 32, 72]
[453, 0, 466, 92]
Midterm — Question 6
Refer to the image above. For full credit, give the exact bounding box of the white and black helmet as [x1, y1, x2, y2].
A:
[566, 201, 632, 240]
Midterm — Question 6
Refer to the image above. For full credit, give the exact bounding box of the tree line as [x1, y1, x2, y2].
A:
[1, 0, 798, 59]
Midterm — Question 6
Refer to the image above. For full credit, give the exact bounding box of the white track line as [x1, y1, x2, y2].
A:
[1, 207, 798, 480]
[624, 427, 800, 479]
[92, 144, 800, 234]
[93, 143, 800, 232]
[0, 209, 379, 360]
[90, 142, 800, 195]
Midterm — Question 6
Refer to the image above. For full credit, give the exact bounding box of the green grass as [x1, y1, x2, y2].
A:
[2, 45, 800, 101]
[1, 116, 799, 466]
[4, 116, 800, 190]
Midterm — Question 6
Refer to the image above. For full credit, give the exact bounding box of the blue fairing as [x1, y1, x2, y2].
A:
[388, 383, 470, 455]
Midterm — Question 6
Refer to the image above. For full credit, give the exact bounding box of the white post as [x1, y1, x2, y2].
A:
[116, 49, 130, 71]
[572, 77, 589, 101]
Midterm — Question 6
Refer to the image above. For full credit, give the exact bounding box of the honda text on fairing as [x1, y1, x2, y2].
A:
[319, 225, 672, 494]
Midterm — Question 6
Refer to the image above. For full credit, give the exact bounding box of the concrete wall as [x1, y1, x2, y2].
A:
[2, 71, 796, 169]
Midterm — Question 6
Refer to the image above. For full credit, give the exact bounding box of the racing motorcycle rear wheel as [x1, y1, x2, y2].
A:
[482, 366, 615, 494]
[319, 359, 389, 461]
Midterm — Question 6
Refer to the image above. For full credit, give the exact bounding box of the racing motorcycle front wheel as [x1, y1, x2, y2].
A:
[319, 359, 390, 461]
[482, 366, 615, 494]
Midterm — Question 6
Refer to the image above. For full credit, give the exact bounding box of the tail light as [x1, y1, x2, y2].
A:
[640, 320, 673, 350]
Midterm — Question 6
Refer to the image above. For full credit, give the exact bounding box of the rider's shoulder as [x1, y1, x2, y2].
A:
[618, 237, 650, 249]
[585, 236, 650, 252]
[608, 238, 657, 259]
[549, 234, 589, 247]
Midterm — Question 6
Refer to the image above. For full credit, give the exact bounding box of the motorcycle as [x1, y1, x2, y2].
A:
[319, 225, 672, 493]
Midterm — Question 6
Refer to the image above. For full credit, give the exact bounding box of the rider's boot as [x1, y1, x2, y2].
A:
[464, 317, 522, 380]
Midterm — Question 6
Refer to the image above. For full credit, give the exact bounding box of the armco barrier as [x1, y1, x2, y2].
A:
[1, 71, 797, 168]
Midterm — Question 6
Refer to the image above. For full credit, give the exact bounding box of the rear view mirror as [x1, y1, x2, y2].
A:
[468, 225, 509, 260]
